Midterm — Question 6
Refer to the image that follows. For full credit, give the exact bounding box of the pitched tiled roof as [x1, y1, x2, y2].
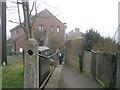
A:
[10, 9, 65, 32]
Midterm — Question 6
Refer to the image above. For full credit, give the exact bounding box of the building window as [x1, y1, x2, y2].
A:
[19, 48, 23, 52]
[51, 26, 54, 33]
[39, 25, 44, 32]
[57, 26, 60, 33]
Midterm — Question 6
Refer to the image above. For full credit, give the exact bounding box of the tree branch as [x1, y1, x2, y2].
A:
[31, 1, 37, 29]
[17, 1, 26, 33]
[30, 2, 35, 16]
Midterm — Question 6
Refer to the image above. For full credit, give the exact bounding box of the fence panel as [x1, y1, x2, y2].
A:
[117, 53, 120, 88]
[96, 52, 103, 82]
[83, 51, 92, 75]
[90, 51, 97, 79]
[96, 52, 117, 87]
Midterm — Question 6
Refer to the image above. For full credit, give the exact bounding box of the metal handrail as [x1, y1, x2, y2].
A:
[39, 51, 57, 59]
[39, 51, 58, 88]
[40, 65, 56, 89]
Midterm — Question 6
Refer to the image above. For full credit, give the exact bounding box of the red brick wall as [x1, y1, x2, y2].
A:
[16, 37, 25, 52]
[11, 27, 26, 52]
[11, 28, 23, 40]
[11, 9, 66, 52]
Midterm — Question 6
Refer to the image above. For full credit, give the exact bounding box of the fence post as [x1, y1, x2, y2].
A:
[96, 51, 102, 81]
[24, 38, 39, 88]
[90, 50, 97, 80]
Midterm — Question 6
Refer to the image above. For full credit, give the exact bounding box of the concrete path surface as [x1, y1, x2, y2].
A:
[7, 55, 23, 64]
[63, 64, 103, 88]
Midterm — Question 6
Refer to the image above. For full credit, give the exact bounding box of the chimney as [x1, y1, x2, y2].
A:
[75, 28, 80, 32]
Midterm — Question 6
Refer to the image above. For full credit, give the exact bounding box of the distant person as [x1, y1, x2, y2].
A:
[58, 52, 63, 65]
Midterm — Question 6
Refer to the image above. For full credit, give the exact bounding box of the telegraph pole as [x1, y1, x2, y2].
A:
[0, 2, 7, 65]
[0, 2, 2, 65]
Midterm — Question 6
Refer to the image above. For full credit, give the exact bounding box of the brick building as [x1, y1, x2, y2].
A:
[66, 28, 83, 40]
[10, 9, 66, 52]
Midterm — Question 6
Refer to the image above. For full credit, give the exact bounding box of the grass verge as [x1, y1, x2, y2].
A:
[2, 61, 24, 88]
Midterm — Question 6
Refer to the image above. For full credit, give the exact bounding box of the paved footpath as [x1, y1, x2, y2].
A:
[7, 55, 23, 64]
[63, 64, 103, 88]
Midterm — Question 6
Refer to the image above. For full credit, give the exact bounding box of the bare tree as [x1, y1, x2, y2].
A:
[33, 29, 47, 46]
[8, 0, 62, 52]
[49, 34, 64, 52]
[7, 0, 38, 39]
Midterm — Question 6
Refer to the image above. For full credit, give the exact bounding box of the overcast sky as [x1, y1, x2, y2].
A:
[7, 0, 120, 38]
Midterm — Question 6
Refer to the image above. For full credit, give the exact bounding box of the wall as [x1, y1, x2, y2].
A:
[82, 51, 91, 75]
[117, 52, 120, 88]
[82, 50, 97, 78]
[64, 37, 85, 70]
[15, 37, 25, 52]
[45, 65, 63, 88]
[82, 51, 117, 88]
[10, 9, 66, 52]
[96, 52, 117, 87]
[64, 36, 119, 88]
[90, 51, 97, 79]
[66, 30, 83, 40]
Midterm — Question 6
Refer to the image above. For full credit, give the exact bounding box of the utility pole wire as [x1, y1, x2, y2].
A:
[9, 20, 19, 24]
[7, 9, 17, 11]
[7, 6, 17, 8]
[7, 11, 16, 15]
[41, 0, 58, 9]
[36, 1, 42, 9]
[10, 1, 17, 4]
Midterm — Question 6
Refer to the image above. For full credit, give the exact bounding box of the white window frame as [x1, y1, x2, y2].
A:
[51, 26, 54, 33]
[57, 26, 60, 33]
[39, 25, 44, 32]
